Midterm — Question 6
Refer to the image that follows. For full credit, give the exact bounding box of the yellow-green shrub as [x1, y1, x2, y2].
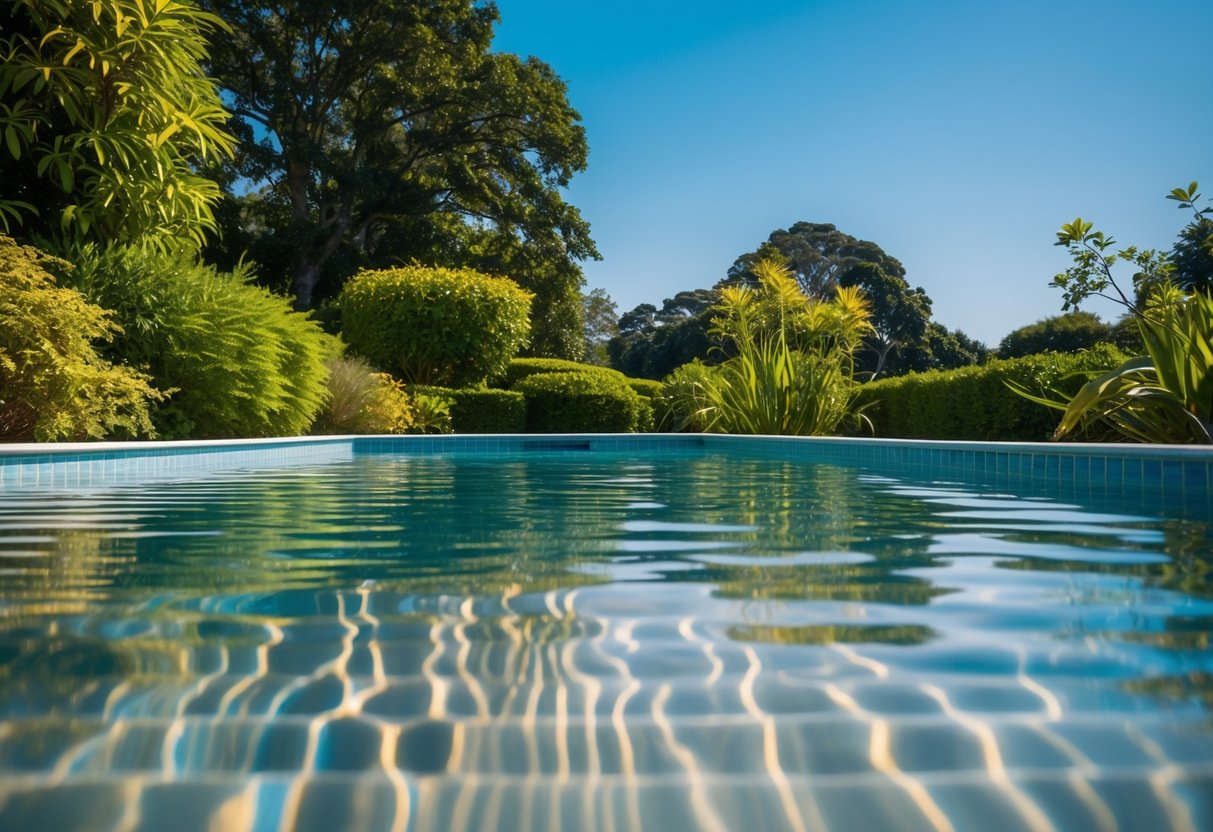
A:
[0, 235, 159, 441]
[859, 344, 1128, 440]
[67, 245, 335, 439]
[493, 356, 628, 388]
[338, 265, 533, 387]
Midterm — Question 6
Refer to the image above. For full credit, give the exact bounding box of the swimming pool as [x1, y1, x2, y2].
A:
[0, 435, 1211, 831]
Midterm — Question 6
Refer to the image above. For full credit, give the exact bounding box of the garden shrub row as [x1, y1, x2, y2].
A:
[514, 371, 651, 433]
[492, 357, 629, 389]
[858, 344, 1128, 441]
[407, 386, 527, 434]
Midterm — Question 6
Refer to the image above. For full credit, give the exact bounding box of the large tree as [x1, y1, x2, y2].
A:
[0, 0, 234, 248]
[200, 0, 598, 333]
[727, 223, 932, 377]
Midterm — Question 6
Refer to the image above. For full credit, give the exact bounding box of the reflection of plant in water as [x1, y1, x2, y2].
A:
[1123, 671, 1213, 710]
[727, 623, 936, 646]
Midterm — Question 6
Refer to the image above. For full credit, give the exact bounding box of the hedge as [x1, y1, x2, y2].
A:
[514, 371, 651, 433]
[493, 357, 628, 389]
[339, 265, 532, 387]
[626, 378, 664, 401]
[408, 385, 527, 434]
[858, 344, 1129, 441]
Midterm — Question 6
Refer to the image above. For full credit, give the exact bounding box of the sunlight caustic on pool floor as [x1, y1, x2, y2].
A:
[0, 452, 1210, 831]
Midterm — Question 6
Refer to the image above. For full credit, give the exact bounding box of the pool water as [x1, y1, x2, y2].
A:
[0, 450, 1211, 831]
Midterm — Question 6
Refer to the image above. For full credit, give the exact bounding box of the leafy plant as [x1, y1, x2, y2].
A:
[1025, 182, 1213, 444]
[67, 245, 335, 439]
[665, 260, 873, 436]
[408, 393, 454, 434]
[0, 0, 235, 247]
[0, 235, 159, 440]
[338, 265, 533, 387]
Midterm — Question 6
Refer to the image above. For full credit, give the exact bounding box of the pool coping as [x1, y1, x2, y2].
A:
[1, 433, 1210, 501]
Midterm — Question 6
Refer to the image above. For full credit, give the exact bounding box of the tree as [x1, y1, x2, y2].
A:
[582, 288, 619, 365]
[727, 222, 931, 378]
[0, 0, 234, 248]
[609, 293, 715, 380]
[1171, 217, 1213, 294]
[997, 311, 1111, 359]
[199, 0, 598, 321]
[886, 322, 987, 374]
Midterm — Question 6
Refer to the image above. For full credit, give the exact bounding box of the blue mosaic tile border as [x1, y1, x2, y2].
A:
[0, 437, 355, 492]
[1, 434, 1210, 505]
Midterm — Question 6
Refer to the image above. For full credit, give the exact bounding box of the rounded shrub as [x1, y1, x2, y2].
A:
[67, 245, 336, 439]
[515, 371, 648, 433]
[0, 236, 159, 441]
[492, 356, 628, 389]
[408, 385, 527, 434]
[338, 265, 533, 387]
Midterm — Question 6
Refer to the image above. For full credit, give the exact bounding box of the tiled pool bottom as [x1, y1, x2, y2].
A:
[0, 437, 1211, 831]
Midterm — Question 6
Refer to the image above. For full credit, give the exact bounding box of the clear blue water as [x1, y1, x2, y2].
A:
[0, 450, 1211, 831]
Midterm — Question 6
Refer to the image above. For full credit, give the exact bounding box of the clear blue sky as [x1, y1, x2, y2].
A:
[492, 0, 1212, 346]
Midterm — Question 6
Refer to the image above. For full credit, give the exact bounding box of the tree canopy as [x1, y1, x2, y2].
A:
[199, 0, 599, 354]
[997, 311, 1111, 359]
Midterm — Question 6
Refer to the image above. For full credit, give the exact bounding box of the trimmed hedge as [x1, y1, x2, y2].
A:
[515, 371, 650, 433]
[339, 265, 532, 387]
[626, 378, 664, 401]
[409, 385, 527, 434]
[493, 356, 628, 389]
[858, 344, 1129, 441]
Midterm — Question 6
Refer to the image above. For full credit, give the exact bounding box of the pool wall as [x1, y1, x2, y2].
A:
[1, 435, 1210, 507]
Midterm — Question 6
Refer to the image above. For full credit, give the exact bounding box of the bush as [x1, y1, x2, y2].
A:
[339, 265, 533, 387]
[859, 344, 1128, 441]
[626, 378, 664, 401]
[655, 360, 716, 431]
[312, 355, 414, 434]
[0, 236, 159, 441]
[515, 371, 650, 433]
[408, 385, 526, 433]
[493, 356, 627, 389]
[67, 245, 335, 439]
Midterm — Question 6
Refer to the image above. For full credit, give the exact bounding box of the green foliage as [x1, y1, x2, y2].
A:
[338, 265, 533, 387]
[626, 378, 664, 400]
[408, 386, 526, 434]
[408, 393, 454, 435]
[67, 245, 334, 439]
[665, 261, 873, 436]
[200, 0, 597, 311]
[860, 345, 1129, 441]
[1018, 287, 1213, 444]
[998, 311, 1112, 359]
[1036, 182, 1213, 443]
[0, 235, 158, 441]
[655, 361, 716, 431]
[886, 322, 987, 375]
[0, 0, 234, 247]
[582, 287, 619, 365]
[515, 371, 650, 433]
[311, 355, 414, 435]
[1168, 181, 1213, 294]
[727, 222, 932, 378]
[494, 357, 628, 389]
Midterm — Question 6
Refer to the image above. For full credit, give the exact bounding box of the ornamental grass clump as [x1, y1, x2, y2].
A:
[338, 265, 533, 387]
[663, 260, 873, 436]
